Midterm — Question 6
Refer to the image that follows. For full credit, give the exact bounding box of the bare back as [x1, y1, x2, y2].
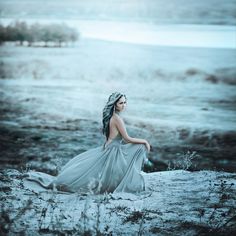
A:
[107, 115, 120, 140]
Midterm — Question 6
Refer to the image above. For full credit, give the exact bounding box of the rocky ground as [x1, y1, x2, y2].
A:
[0, 169, 236, 235]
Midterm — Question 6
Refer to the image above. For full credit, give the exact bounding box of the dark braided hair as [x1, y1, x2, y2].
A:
[102, 92, 126, 140]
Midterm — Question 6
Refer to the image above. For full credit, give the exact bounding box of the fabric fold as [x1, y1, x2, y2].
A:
[25, 134, 147, 194]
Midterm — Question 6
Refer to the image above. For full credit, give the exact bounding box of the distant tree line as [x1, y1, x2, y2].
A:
[0, 21, 79, 47]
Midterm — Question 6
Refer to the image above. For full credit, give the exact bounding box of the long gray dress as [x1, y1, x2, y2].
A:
[26, 133, 147, 194]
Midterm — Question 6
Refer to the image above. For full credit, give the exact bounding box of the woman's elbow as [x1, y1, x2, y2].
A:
[123, 136, 133, 143]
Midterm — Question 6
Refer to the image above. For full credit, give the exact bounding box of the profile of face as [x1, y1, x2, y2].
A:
[115, 96, 127, 113]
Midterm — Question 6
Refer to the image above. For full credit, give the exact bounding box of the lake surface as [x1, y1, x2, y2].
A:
[1, 18, 236, 49]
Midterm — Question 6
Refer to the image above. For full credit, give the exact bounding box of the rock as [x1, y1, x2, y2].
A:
[0, 169, 235, 235]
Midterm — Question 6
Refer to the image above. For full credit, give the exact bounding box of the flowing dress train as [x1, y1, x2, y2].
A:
[25, 134, 147, 194]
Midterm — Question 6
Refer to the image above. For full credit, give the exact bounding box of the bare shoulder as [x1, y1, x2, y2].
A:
[111, 114, 123, 123]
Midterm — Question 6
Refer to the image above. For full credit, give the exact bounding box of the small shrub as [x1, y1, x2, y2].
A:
[167, 150, 199, 170]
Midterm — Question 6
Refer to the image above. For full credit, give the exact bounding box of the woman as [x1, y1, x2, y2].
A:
[25, 92, 151, 194]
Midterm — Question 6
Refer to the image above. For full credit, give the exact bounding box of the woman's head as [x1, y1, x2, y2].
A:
[102, 92, 127, 139]
[114, 95, 127, 113]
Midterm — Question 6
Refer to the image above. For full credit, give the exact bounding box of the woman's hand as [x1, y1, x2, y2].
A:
[144, 140, 151, 153]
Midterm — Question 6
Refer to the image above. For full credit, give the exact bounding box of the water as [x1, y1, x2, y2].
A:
[1, 18, 236, 48]
[72, 20, 236, 49]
